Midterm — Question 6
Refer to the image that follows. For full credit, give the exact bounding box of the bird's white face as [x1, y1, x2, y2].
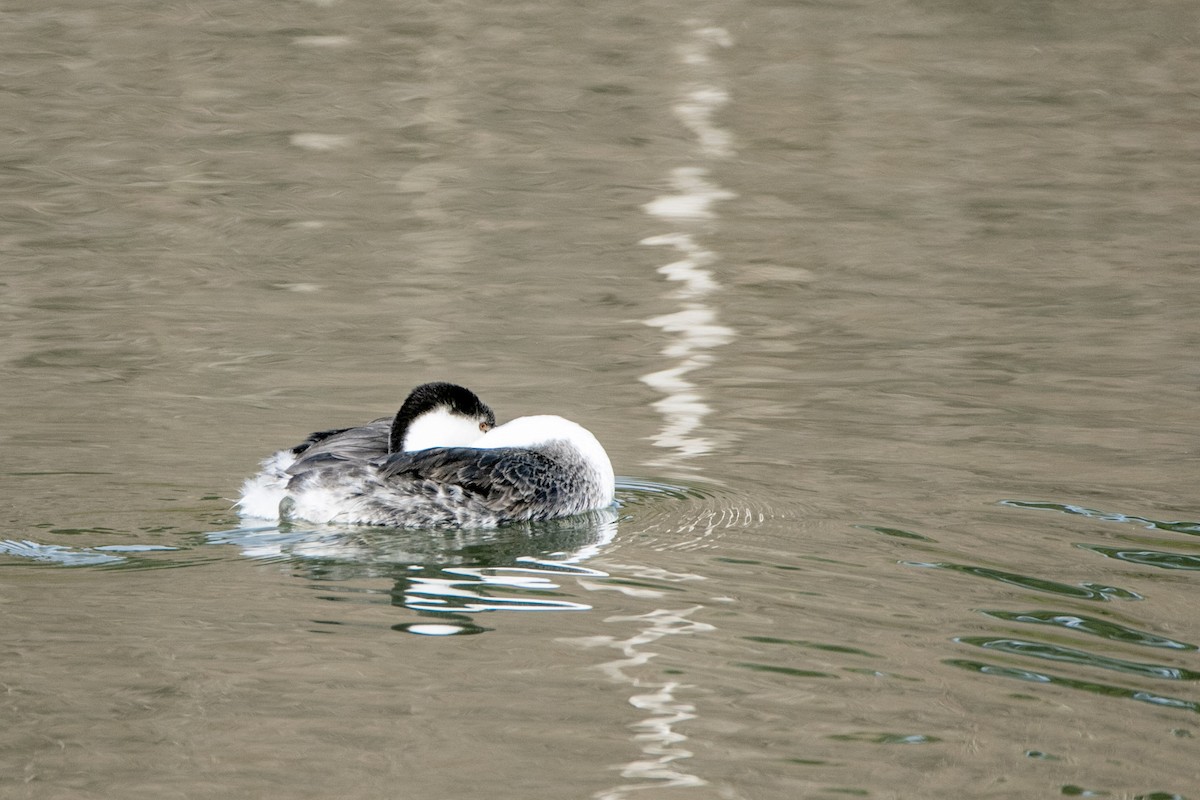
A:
[401, 406, 492, 451]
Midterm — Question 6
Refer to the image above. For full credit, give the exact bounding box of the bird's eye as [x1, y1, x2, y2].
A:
[479, 421, 490, 432]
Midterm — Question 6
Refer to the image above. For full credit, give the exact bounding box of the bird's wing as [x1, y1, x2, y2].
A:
[378, 446, 564, 511]
[289, 417, 391, 461]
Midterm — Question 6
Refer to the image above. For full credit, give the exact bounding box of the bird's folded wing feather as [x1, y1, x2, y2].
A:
[290, 417, 391, 460]
[378, 446, 562, 508]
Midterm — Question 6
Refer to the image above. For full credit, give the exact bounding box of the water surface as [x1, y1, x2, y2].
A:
[3, 1, 1199, 798]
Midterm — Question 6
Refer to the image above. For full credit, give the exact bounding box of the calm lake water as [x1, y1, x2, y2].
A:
[3, 1, 1199, 798]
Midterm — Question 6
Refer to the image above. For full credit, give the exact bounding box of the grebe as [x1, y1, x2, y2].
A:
[237, 382, 615, 528]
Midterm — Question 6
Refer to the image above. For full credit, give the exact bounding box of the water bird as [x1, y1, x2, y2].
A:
[237, 382, 615, 528]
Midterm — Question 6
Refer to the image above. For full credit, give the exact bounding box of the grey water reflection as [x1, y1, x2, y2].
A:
[585, 24, 739, 788]
[565, 602, 716, 800]
[1002, 499, 1200, 573]
[0, 539, 178, 568]
[979, 609, 1198, 651]
[905, 560, 1144, 601]
[1002, 500, 1200, 536]
[640, 22, 736, 474]
[209, 509, 618, 635]
[915, 497, 1200, 723]
[946, 659, 1200, 715]
[955, 636, 1200, 682]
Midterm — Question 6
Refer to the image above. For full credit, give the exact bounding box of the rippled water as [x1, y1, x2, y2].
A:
[3, 1, 1199, 798]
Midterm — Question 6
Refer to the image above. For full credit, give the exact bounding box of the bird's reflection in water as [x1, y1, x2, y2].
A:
[209, 508, 619, 635]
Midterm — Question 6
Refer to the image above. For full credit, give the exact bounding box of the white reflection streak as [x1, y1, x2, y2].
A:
[404, 562, 610, 613]
[641, 24, 736, 471]
[569, 606, 716, 800]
